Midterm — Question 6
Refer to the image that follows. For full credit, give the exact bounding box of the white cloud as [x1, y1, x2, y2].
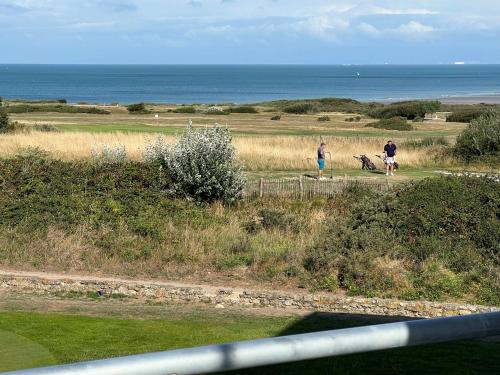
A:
[367, 6, 439, 16]
[357, 22, 379, 35]
[397, 21, 435, 34]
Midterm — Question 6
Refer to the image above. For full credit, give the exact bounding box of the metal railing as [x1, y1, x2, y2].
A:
[3, 311, 499, 375]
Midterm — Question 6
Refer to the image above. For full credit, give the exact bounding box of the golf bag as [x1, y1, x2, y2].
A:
[375, 154, 399, 170]
[353, 155, 377, 170]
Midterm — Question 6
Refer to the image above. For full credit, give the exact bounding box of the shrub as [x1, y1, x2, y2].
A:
[283, 103, 315, 114]
[173, 106, 197, 114]
[228, 106, 258, 114]
[453, 111, 500, 162]
[159, 123, 244, 203]
[126, 103, 147, 113]
[205, 106, 229, 115]
[57, 99, 67, 104]
[305, 176, 499, 303]
[317, 116, 330, 122]
[32, 124, 59, 132]
[365, 117, 414, 131]
[0, 110, 24, 133]
[91, 145, 128, 165]
[270, 115, 281, 121]
[447, 110, 486, 123]
[368, 101, 440, 120]
[0, 109, 8, 132]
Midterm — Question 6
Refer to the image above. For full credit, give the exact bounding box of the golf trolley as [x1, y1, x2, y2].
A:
[353, 155, 377, 171]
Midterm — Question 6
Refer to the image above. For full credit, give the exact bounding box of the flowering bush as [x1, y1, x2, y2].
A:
[146, 122, 244, 203]
[91, 144, 128, 165]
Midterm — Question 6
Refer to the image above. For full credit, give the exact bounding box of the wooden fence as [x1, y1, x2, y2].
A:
[243, 177, 394, 200]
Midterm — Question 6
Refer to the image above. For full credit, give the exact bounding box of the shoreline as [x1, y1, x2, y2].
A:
[374, 94, 500, 105]
[4, 94, 500, 106]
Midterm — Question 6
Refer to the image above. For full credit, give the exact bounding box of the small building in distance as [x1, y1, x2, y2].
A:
[424, 111, 452, 121]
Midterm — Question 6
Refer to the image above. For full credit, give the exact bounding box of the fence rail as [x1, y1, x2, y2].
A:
[243, 177, 394, 200]
[4, 311, 499, 375]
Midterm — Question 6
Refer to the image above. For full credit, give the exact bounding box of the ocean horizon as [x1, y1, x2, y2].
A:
[1, 64, 500, 104]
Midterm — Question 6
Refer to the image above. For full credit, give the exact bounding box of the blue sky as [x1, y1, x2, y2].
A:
[1, 0, 500, 64]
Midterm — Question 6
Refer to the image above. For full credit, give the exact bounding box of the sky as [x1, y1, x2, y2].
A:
[1, 0, 500, 64]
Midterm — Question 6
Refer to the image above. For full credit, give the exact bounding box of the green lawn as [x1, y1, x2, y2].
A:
[0, 311, 498, 374]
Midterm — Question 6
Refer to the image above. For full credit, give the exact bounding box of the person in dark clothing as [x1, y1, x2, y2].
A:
[317, 142, 326, 179]
[383, 140, 397, 176]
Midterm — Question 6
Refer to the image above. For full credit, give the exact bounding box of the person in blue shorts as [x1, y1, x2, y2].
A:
[317, 142, 326, 179]
[383, 140, 397, 176]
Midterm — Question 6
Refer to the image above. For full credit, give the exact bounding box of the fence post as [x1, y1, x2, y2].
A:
[259, 178, 264, 198]
[299, 176, 304, 200]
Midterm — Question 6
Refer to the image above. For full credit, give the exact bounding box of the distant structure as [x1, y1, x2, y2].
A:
[425, 111, 452, 121]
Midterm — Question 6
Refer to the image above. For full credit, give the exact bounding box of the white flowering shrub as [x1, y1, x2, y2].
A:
[144, 135, 169, 164]
[146, 122, 243, 202]
[205, 106, 227, 114]
[91, 144, 128, 165]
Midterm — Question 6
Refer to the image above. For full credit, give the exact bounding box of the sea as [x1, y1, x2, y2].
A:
[1, 64, 500, 104]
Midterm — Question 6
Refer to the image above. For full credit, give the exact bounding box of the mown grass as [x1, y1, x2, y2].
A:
[1, 310, 498, 374]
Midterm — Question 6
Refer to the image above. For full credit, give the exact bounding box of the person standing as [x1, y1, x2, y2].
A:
[317, 142, 326, 179]
[384, 140, 397, 176]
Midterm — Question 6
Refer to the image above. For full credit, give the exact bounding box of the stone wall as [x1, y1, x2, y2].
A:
[1, 273, 498, 318]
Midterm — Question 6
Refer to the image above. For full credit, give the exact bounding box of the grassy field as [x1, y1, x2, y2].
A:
[0, 301, 498, 374]
[1, 103, 476, 175]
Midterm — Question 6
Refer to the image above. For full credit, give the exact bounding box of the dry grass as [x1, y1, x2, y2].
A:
[0, 131, 451, 170]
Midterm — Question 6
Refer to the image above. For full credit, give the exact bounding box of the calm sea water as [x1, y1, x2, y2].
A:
[1, 64, 500, 104]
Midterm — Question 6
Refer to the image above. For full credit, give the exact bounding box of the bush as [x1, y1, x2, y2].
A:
[151, 123, 244, 203]
[205, 106, 229, 115]
[283, 103, 315, 114]
[447, 109, 487, 123]
[173, 106, 197, 114]
[32, 124, 59, 132]
[0, 110, 24, 133]
[368, 101, 440, 120]
[304, 176, 499, 303]
[345, 116, 361, 122]
[0, 109, 8, 132]
[317, 116, 330, 122]
[126, 103, 147, 113]
[270, 115, 281, 121]
[91, 145, 128, 165]
[365, 117, 414, 131]
[453, 111, 500, 162]
[228, 106, 258, 114]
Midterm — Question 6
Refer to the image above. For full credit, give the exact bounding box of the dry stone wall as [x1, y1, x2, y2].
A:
[1, 273, 498, 318]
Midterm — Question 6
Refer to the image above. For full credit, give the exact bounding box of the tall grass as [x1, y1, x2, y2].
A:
[0, 131, 451, 169]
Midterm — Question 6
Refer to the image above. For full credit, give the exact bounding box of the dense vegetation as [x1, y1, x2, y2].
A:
[259, 97, 379, 114]
[173, 106, 197, 113]
[5, 104, 110, 115]
[126, 103, 147, 113]
[228, 106, 259, 113]
[0, 150, 497, 305]
[367, 101, 440, 120]
[306, 178, 499, 304]
[453, 110, 500, 163]
[365, 117, 414, 131]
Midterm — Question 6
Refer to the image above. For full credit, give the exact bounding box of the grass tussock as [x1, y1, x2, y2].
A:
[0, 131, 452, 170]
